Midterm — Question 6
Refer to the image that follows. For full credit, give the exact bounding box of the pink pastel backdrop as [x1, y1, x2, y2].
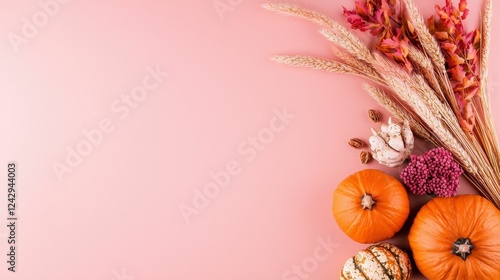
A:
[0, 0, 498, 279]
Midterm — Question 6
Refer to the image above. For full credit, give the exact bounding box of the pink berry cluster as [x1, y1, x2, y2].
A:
[400, 147, 463, 197]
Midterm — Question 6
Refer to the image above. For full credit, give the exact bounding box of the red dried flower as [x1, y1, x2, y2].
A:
[400, 147, 463, 197]
[428, 0, 480, 134]
[342, 1, 389, 36]
[343, 0, 414, 72]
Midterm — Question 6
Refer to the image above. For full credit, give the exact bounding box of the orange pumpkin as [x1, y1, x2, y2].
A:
[333, 169, 410, 243]
[409, 195, 500, 279]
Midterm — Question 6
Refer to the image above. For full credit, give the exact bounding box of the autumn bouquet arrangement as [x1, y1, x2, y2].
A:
[264, 0, 500, 279]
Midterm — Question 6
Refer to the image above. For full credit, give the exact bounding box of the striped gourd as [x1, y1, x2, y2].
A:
[340, 243, 412, 280]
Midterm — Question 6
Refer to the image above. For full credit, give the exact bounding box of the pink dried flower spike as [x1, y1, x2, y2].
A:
[400, 147, 463, 197]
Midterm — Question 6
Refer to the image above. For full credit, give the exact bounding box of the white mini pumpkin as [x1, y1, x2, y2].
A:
[340, 243, 412, 280]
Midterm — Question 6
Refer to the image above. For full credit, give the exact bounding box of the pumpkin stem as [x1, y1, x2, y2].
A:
[361, 194, 375, 210]
[452, 238, 475, 260]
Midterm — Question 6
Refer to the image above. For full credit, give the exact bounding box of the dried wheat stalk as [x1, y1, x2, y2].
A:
[402, 0, 445, 67]
[331, 47, 382, 82]
[272, 55, 356, 74]
[477, 0, 500, 172]
[363, 84, 430, 139]
[481, 0, 492, 87]
[262, 3, 372, 62]
[407, 46, 445, 102]
[403, 0, 461, 115]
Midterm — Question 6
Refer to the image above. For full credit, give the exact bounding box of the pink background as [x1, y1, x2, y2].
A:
[0, 0, 498, 279]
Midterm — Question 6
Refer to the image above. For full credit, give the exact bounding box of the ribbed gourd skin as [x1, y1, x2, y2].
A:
[340, 243, 412, 280]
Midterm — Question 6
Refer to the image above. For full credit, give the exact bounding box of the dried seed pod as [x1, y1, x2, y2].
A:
[349, 138, 365, 149]
[369, 118, 414, 167]
[359, 151, 373, 164]
[368, 109, 382, 123]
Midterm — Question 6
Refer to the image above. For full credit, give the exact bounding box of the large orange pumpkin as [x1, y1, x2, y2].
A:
[333, 169, 410, 243]
[409, 195, 500, 279]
